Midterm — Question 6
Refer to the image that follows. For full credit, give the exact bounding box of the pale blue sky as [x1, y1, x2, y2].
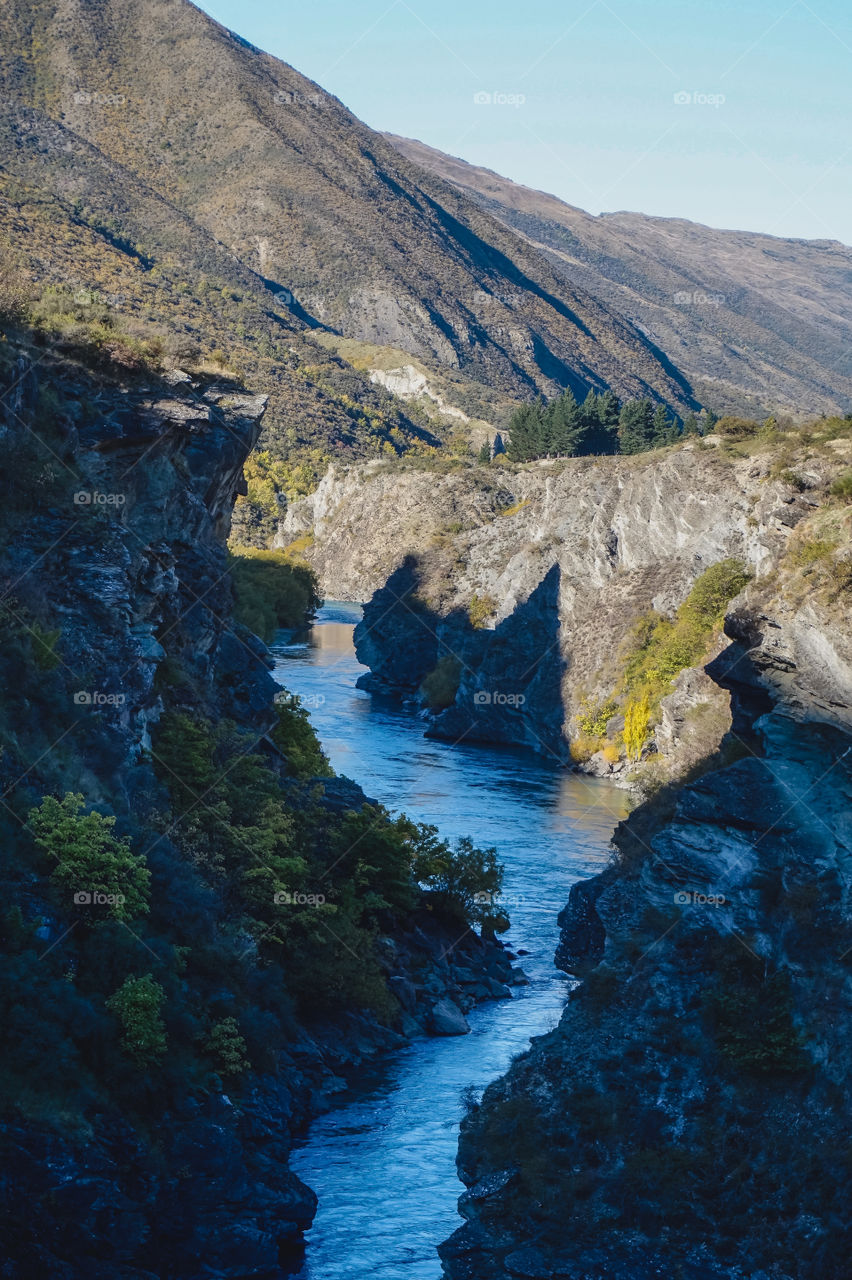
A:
[200, 0, 852, 243]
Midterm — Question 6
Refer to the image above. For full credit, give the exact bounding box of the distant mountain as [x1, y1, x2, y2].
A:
[0, 0, 694, 412]
[386, 135, 852, 418]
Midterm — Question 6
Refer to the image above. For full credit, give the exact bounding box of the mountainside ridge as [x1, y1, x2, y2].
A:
[386, 134, 852, 419]
[0, 0, 696, 413]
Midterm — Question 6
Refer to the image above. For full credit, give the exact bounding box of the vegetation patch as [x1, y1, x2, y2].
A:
[228, 549, 321, 641]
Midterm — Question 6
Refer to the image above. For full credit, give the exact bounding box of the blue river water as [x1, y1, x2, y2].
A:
[269, 603, 628, 1280]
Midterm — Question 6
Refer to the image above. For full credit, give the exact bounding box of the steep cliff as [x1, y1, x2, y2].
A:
[279, 423, 852, 783]
[438, 575, 852, 1280]
[0, 324, 517, 1277]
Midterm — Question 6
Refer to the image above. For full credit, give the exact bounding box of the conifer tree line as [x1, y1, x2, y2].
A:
[494, 389, 715, 463]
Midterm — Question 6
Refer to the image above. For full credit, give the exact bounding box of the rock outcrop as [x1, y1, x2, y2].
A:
[438, 579, 852, 1280]
[0, 339, 517, 1278]
[279, 436, 851, 778]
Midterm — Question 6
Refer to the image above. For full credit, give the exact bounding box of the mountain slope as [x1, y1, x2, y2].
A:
[387, 135, 852, 419]
[0, 0, 694, 411]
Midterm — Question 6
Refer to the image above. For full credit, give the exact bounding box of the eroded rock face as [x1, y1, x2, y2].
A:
[280, 444, 843, 771]
[439, 621, 852, 1280]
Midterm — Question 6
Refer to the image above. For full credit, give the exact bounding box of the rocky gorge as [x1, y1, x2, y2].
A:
[275, 425, 852, 1276]
[277, 427, 852, 786]
[0, 330, 524, 1278]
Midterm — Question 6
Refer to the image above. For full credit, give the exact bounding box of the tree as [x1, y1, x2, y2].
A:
[506, 403, 544, 462]
[28, 793, 150, 921]
[682, 411, 700, 436]
[206, 1017, 250, 1077]
[586, 389, 621, 455]
[543, 391, 582, 456]
[477, 440, 491, 464]
[651, 404, 678, 447]
[106, 974, 167, 1065]
[618, 399, 655, 454]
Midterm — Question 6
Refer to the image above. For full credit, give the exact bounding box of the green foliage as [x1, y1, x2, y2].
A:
[413, 831, 506, 931]
[704, 963, 806, 1075]
[228, 549, 321, 641]
[206, 1017, 250, 1077]
[468, 593, 496, 629]
[830, 470, 852, 502]
[579, 697, 618, 737]
[270, 696, 333, 778]
[28, 794, 150, 921]
[506, 388, 626, 461]
[30, 623, 61, 671]
[420, 656, 462, 710]
[106, 975, 167, 1066]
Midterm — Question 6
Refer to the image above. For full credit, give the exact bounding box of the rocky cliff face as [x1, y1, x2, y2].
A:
[279, 434, 851, 779]
[438, 585, 852, 1280]
[0, 335, 519, 1277]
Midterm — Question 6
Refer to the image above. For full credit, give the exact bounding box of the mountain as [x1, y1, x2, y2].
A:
[387, 135, 852, 419]
[0, 0, 695, 415]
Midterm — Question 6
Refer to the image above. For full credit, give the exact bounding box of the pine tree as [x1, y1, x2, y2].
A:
[477, 440, 491, 464]
[682, 412, 700, 436]
[506, 403, 544, 462]
[545, 391, 582, 456]
[618, 399, 655, 454]
[651, 404, 678, 447]
[588, 386, 621, 458]
[703, 408, 719, 433]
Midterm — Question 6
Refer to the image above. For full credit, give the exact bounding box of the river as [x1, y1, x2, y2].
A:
[269, 603, 628, 1280]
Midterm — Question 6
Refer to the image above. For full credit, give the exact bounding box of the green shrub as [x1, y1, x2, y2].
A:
[28, 794, 150, 921]
[579, 697, 618, 737]
[106, 974, 167, 1066]
[206, 1017, 250, 1076]
[228, 549, 321, 641]
[271, 696, 333, 778]
[468, 593, 496, 628]
[830, 471, 852, 503]
[420, 656, 461, 710]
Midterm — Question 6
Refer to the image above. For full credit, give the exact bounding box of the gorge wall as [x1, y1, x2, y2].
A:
[279, 432, 852, 782]
[0, 332, 520, 1278]
[437, 590, 852, 1280]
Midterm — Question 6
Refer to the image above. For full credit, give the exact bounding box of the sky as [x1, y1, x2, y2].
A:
[199, 0, 852, 243]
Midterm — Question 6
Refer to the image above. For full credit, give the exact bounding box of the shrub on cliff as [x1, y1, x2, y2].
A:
[28, 793, 151, 922]
[106, 974, 167, 1066]
[228, 549, 321, 641]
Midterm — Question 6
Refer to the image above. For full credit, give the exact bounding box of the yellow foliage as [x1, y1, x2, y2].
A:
[623, 694, 650, 761]
[602, 743, 621, 764]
